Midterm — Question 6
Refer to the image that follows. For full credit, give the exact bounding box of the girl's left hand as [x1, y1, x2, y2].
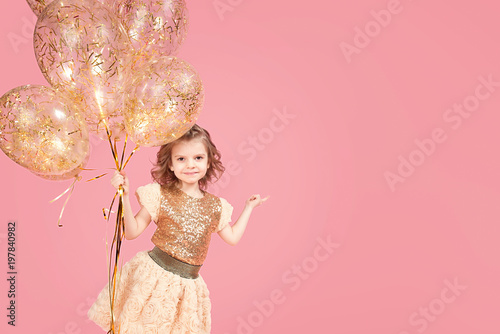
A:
[246, 194, 270, 209]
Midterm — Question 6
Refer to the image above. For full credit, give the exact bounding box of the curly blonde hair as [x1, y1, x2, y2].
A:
[151, 124, 225, 190]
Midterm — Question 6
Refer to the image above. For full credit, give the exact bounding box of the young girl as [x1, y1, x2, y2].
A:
[88, 124, 268, 333]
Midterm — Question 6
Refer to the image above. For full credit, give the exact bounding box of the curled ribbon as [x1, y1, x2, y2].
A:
[49, 175, 82, 227]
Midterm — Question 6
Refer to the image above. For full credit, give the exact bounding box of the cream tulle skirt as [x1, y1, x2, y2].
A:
[88, 251, 211, 333]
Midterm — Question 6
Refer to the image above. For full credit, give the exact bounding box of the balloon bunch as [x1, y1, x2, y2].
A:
[1, 1, 203, 333]
[1, 0, 203, 180]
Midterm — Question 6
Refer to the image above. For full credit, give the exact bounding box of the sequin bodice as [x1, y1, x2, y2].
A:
[151, 185, 222, 266]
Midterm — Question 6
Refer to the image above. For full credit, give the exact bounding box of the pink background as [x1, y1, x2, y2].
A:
[1, 0, 499, 333]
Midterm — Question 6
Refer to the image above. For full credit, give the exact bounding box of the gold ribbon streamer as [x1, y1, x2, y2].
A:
[104, 120, 121, 170]
[104, 192, 119, 222]
[86, 173, 109, 182]
[100, 121, 139, 334]
[102, 208, 116, 221]
[49, 175, 81, 227]
[108, 191, 124, 334]
[120, 133, 128, 168]
[84, 167, 120, 182]
[122, 144, 140, 171]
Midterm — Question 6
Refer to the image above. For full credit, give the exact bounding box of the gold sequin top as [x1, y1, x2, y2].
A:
[135, 183, 233, 266]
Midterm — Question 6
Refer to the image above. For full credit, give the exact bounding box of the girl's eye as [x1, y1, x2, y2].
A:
[177, 157, 184, 161]
[195, 156, 204, 160]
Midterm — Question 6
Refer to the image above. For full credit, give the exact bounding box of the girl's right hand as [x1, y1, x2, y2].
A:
[111, 171, 129, 196]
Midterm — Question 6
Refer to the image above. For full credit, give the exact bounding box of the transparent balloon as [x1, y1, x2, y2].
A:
[26, 0, 54, 16]
[64, 88, 127, 143]
[0, 85, 90, 180]
[115, 0, 189, 57]
[26, 0, 111, 17]
[123, 56, 204, 147]
[33, 0, 130, 141]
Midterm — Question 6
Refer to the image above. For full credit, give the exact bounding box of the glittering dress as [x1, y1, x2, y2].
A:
[87, 183, 233, 334]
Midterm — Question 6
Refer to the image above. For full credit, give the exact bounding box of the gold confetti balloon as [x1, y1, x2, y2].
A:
[0, 85, 90, 180]
[26, 0, 54, 16]
[26, 0, 110, 17]
[33, 0, 130, 141]
[115, 0, 189, 57]
[123, 56, 204, 147]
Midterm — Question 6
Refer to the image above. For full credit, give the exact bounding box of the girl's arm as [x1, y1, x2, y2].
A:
[218, 194, 268, 246]
[121, 194, 152, 240]
[112, 171, 152, 240]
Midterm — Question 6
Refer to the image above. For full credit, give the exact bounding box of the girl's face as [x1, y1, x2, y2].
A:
[169, 139, 209, 187]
